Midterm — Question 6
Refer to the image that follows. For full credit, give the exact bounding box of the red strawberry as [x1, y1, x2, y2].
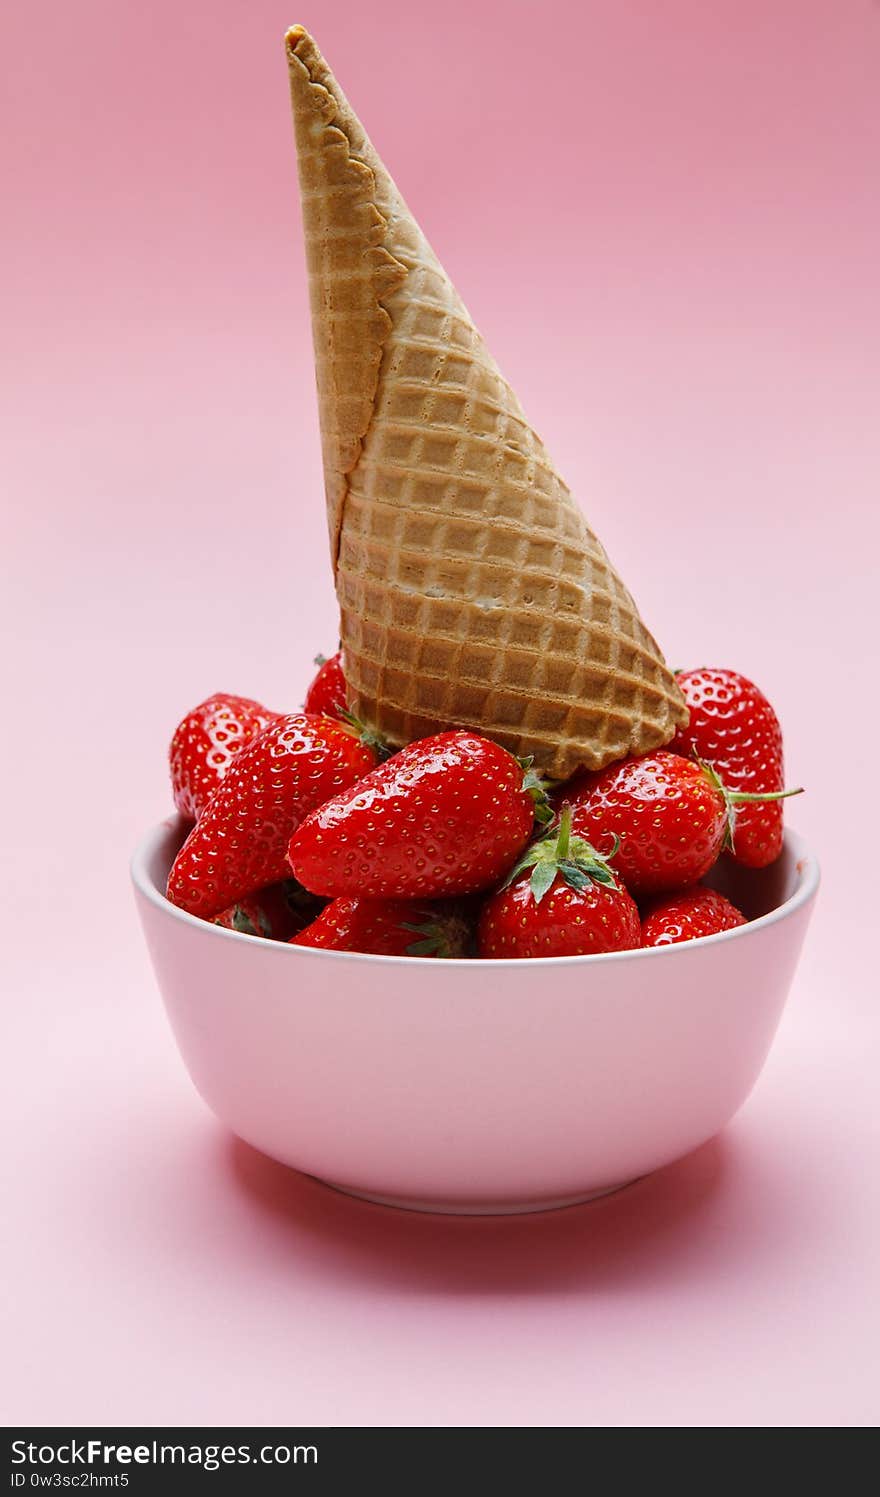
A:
[478, 808, 641, 958]
[558, 749, 798, 896]
[671, 668, 793, 867]
[212, 879, 325, 941]
[167, 714, 378, 919]
[304, 651, 347, 719]
[291, 896, 470, 957]
[289, 730, 547, 899]
[170, 693, 279, 821]
[641, 886, 746, 947]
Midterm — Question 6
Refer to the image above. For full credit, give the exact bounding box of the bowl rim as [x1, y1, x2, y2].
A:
[131, 816, 820, 969]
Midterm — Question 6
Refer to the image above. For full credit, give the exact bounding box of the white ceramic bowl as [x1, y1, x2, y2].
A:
[132, 818, 818, 1214]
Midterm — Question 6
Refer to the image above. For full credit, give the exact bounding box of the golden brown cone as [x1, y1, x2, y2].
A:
[285, 25, 687, 778]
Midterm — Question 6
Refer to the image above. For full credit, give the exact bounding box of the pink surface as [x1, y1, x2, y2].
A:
[2, 0, 878, 1426]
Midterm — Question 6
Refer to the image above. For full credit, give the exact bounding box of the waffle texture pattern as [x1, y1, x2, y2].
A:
[286, 27, 687, 777]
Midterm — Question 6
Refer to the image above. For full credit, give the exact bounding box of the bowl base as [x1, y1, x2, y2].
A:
[314, 1175, 638, 1216]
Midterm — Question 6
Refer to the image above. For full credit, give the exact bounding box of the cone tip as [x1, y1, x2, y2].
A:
[285, 24, 309, 56]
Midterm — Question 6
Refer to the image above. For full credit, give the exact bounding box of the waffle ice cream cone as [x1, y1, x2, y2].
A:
[285, 25, 687, 778]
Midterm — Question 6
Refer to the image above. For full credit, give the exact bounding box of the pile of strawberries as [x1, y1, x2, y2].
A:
[165, 656, 800, 959]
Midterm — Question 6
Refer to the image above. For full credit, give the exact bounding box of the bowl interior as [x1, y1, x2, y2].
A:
[700, 841, 802, 920]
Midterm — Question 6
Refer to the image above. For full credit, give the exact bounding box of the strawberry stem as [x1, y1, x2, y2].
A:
[727, 786, 804, 804]
[556, 804, 572, 862]
[697, 757, 804, 852]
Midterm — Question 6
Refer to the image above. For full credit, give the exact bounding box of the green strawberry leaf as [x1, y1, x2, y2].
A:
[529, 861, 558, 903]
[405, 935, 444, 956]
[518, 754, 555, 826]
[504, 808, 621, 905]
[340, 711, 393, 761]
[231, 906, 265, 937]
[401, 913, 470, 959]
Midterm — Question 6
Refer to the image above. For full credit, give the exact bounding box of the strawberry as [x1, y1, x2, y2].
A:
[304, 651, 347, 719]
[558, 749, 799, 896]
[671, 668, 793, 867]
[641, 886, 746, 947]
[289, 730, 547, 899]
[166, 714, 378, 919]
[212, 879, 325, 941]
[478, 808, 641, 958]
[291, 896, 471, 958]
[170, 693, 279, 821]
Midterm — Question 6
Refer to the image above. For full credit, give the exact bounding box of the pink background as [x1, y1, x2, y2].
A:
[3, 0, 879, 1426]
